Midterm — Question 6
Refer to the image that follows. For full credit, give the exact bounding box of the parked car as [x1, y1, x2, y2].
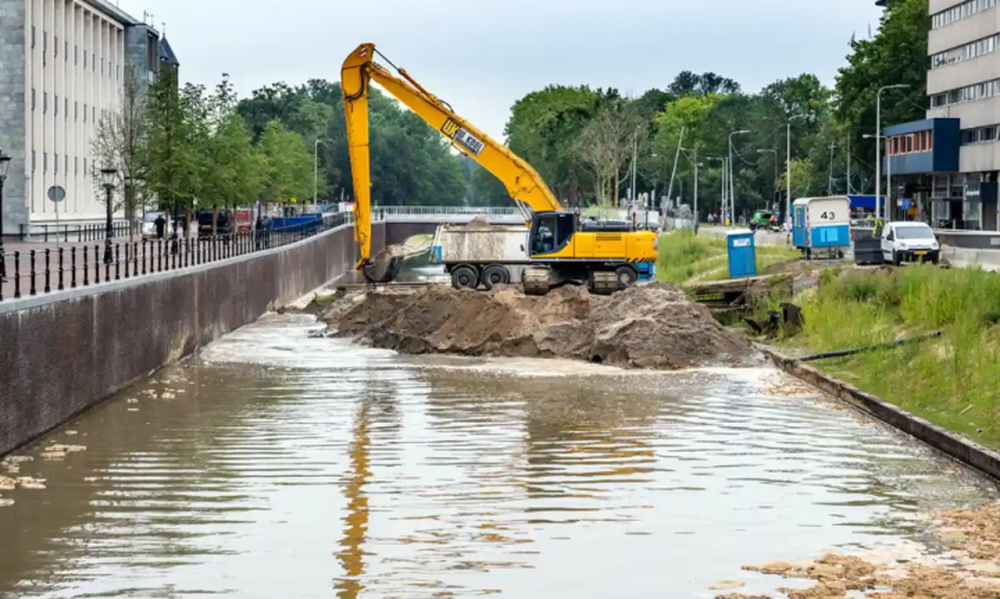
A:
[880, 221, 940, 265]
[197, 209, 234, 238]
[142, 211, 166, 239]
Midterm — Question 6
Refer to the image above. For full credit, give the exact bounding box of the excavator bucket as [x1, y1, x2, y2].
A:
[362, 247, 400, 284]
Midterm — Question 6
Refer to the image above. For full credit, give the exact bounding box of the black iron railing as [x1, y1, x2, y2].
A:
[0, 212, 351, 303]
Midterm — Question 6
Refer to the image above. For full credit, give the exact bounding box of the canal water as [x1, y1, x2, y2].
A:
[1, 313, 997, 598]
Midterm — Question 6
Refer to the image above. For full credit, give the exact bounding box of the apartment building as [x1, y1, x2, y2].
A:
[0, 0, 178, 237]
[914, 0, 1000, 228]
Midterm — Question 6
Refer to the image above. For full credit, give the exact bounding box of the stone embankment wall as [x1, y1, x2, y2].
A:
[0, 222, 389, 455]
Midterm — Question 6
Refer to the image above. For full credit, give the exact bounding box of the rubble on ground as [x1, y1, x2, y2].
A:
[323, 282, 762, 370]
[720, 501, 1000, 599]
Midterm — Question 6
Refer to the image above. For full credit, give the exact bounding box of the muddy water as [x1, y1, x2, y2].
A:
[0, 315, 997, 599]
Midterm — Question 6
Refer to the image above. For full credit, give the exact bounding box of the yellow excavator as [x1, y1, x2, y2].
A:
[341, 43, 658, 295]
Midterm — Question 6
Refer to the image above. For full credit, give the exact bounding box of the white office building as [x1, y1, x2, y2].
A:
[925, 0, 1000, 227]
[0, 0, 178, 237]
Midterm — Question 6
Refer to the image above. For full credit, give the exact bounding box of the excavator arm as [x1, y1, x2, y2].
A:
[342, 43, 562, 273]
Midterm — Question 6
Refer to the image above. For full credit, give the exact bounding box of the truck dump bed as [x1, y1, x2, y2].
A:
[430, 218, 529, 265]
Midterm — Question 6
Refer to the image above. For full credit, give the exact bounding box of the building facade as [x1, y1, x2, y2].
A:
[885, 0, 1000, 229]
[0, 0, 177, 237]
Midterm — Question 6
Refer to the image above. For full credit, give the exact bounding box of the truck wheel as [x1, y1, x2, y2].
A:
[481, 264, 510, 290]
[451, 265, 479, 290]
[615, 265, 638, 289]
[892, 251, 901, 266]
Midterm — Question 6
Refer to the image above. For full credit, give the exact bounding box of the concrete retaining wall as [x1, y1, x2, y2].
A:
[764, 348, 1000, 481]
[0, 223, 365, 456]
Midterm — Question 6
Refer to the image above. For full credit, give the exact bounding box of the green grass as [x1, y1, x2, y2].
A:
[654, 231, 800, 284]
[794, 264, 1000, 449]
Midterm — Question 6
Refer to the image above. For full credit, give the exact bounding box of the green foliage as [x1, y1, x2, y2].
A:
[257, 121, 314, 203]
[835, 0, 930, 169]
[236, 80, 467, 206]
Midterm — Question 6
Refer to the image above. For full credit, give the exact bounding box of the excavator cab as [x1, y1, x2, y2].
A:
[529, 212, 577, 257]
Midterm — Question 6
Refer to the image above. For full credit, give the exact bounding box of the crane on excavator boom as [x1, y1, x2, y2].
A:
[341, 43, 658, 294]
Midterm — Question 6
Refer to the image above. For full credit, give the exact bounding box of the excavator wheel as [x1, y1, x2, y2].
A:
[522, 266, 551, 296]
[589, 271, 619, 295]
[615, 265, 638, 289]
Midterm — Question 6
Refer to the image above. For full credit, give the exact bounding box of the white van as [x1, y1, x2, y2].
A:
[880, 222, 940, 265]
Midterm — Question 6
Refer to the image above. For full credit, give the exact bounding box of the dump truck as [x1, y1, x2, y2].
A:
[429, 219, 530, 289]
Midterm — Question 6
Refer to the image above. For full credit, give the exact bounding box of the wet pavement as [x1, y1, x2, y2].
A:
[0, 314, 997, 598]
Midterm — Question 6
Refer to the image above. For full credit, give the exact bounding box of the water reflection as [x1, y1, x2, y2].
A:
[0, 315, 996, 599]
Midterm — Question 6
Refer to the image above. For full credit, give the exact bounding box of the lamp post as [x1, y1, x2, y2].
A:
[864, 133, 892, 219]
[101, 166, 117, 265]
[680, 147, 703, 232]
[757, 149, 778, 211]
[785, 114, 808, 231]
[0, 148, 11, 281]
[313, 138, 326, 206]
[705, 157, 725, 224]
[728, 130, 750, 225]
[875, 84, 910, 220]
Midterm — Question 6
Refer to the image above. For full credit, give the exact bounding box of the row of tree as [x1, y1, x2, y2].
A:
[489, 0, 929, 215]
[94, 67, 317, 223]
[95, 0, 927, 219]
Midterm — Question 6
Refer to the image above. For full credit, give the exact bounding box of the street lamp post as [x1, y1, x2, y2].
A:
[705, 157, 725, 224]
[0, 148, 11, 281]
[875, 84, 910, 220]
[313, 138, 326, 206]
[864, 133, 893, 220]
[101, 166, 118, 265]
[728, 130, 750, 225]
[680, 147, 701, 232]
[785, 114, 808, 231]
[757, 149, 778, 211]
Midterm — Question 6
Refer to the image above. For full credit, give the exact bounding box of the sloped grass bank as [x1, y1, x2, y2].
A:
[795, 265, 1000, 449]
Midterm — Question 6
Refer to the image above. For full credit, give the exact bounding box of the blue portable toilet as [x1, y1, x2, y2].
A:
[727, 229, 757, 278]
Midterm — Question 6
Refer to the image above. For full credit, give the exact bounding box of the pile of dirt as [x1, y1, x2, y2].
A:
[323, 282, 761, 370]
[720, 501, 1000, 599]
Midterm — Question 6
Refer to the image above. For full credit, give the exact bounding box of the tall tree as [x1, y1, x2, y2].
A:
[835, 0, 930, 166]
[91, 66, 148, 233]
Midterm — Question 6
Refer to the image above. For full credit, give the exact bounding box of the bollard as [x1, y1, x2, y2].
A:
[14, 251, 21, 298]
[94, 244, 101, 284]
[29, 250, 37, 296]
[82, 246, 89, 286]
[44, 248, 51, 293]
[58, 248, 64, 291]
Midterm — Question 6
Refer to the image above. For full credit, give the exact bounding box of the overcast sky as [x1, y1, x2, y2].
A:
[115, 0, 885, 140]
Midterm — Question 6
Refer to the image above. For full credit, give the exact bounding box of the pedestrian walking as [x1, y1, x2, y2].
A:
[154, 213, 166, 239]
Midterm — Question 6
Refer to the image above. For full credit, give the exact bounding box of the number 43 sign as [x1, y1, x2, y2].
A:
[818, 211, 837, 221]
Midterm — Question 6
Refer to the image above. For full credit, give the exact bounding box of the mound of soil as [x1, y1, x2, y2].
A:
[324, 282, 761, 370]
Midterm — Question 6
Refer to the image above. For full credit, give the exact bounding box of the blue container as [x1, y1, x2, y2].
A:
[727, 229, 757, 278]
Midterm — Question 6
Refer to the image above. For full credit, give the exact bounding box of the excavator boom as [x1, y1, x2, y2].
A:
[341, 43, 562, 277]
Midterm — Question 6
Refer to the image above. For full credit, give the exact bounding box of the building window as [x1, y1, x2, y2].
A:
[930, 78, 1000, 110]
[932, 0, 999, 29]
[931, 33, 1000, 69]
[961, 124, 1000, 144]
